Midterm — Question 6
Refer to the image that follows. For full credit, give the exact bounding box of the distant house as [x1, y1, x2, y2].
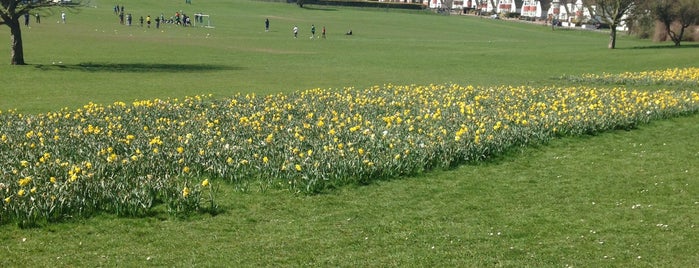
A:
[521, 0, 543, 19]
[496, 0, 523, 14]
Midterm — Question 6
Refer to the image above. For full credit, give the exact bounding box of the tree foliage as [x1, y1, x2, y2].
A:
[648, 0, 699, 46]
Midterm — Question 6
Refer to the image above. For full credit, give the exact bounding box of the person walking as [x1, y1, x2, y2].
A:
[61, 11, 66, 24]
[146, 15, 151, 28]
[310, 24, 316, 39]
[24, 13, 30, 27]
[322, 26, 326, 39]
[265, 18, 269, 32]
[35, 13, 40, 23]
[293, 25, 299, 38]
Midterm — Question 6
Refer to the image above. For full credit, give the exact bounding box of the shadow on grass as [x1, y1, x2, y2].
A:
[302, 6, 338, 11]
[34, 62, 243, 73]
[623, 43, 699, 50]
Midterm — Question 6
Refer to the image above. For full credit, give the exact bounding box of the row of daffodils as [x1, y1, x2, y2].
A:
[2, 68, 698, 226]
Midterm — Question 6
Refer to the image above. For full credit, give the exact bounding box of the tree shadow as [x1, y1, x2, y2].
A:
[302, 6, 338, 11]
[33, 62, 244, 73]
[623, 43, 699, 50]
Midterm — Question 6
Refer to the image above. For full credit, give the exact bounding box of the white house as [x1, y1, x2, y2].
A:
[521, 0, 542, 19]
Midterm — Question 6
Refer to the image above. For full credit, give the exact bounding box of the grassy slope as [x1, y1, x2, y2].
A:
[2, 0, 698, 112]
[0, 0, 698, 266]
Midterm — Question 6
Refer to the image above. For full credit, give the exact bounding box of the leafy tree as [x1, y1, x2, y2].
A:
[583, 0, 636, 49]
[650, 0, 699, 46]
[0, 0, 75, 65]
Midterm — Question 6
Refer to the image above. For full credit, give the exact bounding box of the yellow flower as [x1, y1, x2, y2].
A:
[18, 189, 26, 197]
[50, 177, 57, 183]
[183, 166, 191, 173]
[18, 177, 32, 187]
[30, 187, 37, 193]
[295, 164, 302, 171]
[263, 156, 269, 164]
[4, 197, 10, 203]
[182, 187, 191, 198]
[201, 179, 210, 187]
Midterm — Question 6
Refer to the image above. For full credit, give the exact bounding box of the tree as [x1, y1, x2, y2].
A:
[0, 0, 72, 65]
[539, 0, 552, 20]
[650, 0, 699, 46]
[583, 0, 636, 49]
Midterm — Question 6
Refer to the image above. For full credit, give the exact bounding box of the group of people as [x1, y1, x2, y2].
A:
[23, 12, 39, 27]
[114, 5, 200, 28]
[22, 11, 64, 27]
[268, 19, 351, 39]
[290, 23, 327, 39]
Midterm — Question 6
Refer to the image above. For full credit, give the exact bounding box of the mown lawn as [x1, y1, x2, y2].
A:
[0, 0, 697, 266]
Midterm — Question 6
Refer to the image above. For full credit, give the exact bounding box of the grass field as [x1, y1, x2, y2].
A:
[1, 0, 698, 266]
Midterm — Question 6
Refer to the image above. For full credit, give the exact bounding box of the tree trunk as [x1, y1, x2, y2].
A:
[8, 18, 26, 65]
[608, 26, 617, 49]
[674, 26, 686, 46]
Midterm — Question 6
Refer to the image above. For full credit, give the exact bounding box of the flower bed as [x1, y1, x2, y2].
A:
[1, 68, 698, 226]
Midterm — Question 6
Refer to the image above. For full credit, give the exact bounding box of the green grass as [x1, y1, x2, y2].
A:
[2, 0, 698, 113]
[2, 115, 697, 266]
[1, 0, 698, 266]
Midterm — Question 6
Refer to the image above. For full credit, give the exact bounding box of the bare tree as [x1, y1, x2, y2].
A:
[651, 0, 699, 46]
[583, 0, 636, 49]
[439, 0, 454, 12]
[0, 0, 76, 65]
[539, 0, 552, 20]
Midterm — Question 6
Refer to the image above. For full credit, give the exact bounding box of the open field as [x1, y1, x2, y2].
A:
[2, 0, 698, 113]
[1, 0, 698, 266]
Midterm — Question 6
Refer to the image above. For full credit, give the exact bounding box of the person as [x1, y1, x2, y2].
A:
[127, 13, 132, 26]
[139, 16, 144, 27]
[61, 11, 66, 24]
[35, 13, 40, 23]
[322, 26, 326, 39]
[155, 16, 160, 28]
[24, 13, 30, 27]
[119, 12, 124, 24]
[310, 24, 316, 39]
[293, 25, 298, 38]
[146, 15, 151, 28]
[345, 29, 352, 35]
[265, 18, 269, 32]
